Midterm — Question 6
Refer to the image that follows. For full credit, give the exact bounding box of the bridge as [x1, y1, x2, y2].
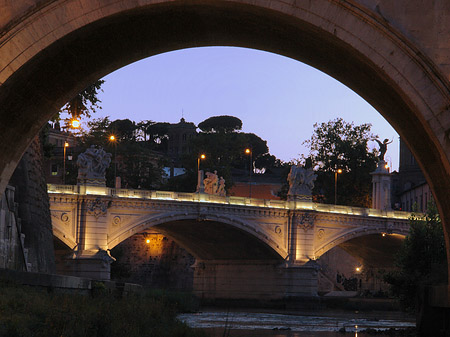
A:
[48, 183, 411, 299]
[3, 0, 450, 329]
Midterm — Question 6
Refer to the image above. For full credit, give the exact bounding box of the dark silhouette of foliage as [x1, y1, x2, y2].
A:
[198, 115, 242, 133]
[303, 118, 378, 207]
[108, 119, 137, 141]
[384, 202, 447, 311]
[60, 80, 104, 120]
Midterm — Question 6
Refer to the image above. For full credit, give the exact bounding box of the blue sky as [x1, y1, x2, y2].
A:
[95, 47, 399, 170]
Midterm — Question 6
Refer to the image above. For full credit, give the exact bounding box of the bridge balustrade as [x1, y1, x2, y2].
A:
[47, 184, 413, 219]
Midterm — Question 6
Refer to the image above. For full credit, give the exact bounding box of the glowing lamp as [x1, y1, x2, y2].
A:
[71, 119, 80, 128]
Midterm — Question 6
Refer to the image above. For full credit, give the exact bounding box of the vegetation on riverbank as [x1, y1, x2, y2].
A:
[0, 281, 206, 337]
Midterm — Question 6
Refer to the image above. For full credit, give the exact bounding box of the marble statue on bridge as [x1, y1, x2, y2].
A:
[203, 171, 226, 196]
[287, 165, 317, 201]
[77, 146, 111, 186]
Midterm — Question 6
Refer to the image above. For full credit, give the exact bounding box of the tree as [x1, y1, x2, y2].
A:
[176, 116, 276, 192]
[108, 119, 137, 142]
[303, 118, 378, 207]
[384, 202, 447, 311]
[73, 117, 163, 189]
[198, 115, 242, 133]
[59, 80, 104, 122]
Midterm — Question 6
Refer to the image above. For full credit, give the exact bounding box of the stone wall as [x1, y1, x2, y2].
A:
[8, 137, 55, 273]
[0, 186, 26, 271]
[193, 261, 318, 300]
[110, 232, 195, 290]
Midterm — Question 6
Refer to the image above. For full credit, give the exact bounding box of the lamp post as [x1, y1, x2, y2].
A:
[197, 153, 206, 173]
[197, 154, 206, 193]
[245, 148, 252, 198]
[334, 168, 342, 205]
[109, 135, 117, 188]
[63, 141, 69, 184]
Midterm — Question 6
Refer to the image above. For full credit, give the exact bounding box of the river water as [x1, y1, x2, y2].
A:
[178, 310, 416, 337]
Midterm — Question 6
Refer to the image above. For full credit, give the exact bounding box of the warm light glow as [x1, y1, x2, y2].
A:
[200, 154, 206, 159]
[385, 163, 389, 169]
[64, 142, 69, 148]
[71, 119, 80, 128]
[146, 239, 150, 244]
[245, 148, 251, 154]
[109, 135, 116, 141]
[355, 267, 361, 272]
[337, 168, 343, 174]
[382, 232, 386, 237]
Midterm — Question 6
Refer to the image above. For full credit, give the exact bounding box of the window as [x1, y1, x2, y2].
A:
[51, 164, 58, 176]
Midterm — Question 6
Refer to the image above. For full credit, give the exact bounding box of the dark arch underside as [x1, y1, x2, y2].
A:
[152, 219, 283, 261]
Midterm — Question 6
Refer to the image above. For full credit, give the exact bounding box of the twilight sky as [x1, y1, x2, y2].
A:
[95, 47, 400, 170]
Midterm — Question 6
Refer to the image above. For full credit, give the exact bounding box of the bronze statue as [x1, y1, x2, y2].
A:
[375, 138, 392, 161]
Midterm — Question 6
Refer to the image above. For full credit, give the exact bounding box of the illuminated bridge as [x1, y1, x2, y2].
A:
[48, 184, 411, 299]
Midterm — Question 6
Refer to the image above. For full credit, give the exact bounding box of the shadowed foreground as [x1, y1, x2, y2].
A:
[0, 281, 205, 337]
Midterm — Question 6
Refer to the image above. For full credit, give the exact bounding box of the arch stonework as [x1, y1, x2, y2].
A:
[3, 0, 450, 282]
[314, 227, 408, 258]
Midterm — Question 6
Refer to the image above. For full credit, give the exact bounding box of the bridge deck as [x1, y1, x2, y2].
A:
[47, 184, 411, 220]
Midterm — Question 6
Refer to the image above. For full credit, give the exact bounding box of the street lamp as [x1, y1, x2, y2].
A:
[63, 141, 69, 184]
[334, 168, 342, 205]
[71, 118, 80, 129]
[109, 135, 117, 188]
[245, 148, 252, 198]
[196, 154, 206, 193]
[197, 153, 206, 172]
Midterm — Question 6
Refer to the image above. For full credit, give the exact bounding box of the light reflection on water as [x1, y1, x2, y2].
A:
[178, 311, 415, 337]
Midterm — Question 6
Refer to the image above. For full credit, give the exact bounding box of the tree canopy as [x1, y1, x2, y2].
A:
[303, 118, 378, 207]
[198, 115, 243, 133]
[384, 202, 447, 311]
[108, 119, 137, 142]
[59, 80, 104, 121]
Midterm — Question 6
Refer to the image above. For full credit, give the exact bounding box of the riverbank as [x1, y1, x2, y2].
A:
[0, 280, 206, 337]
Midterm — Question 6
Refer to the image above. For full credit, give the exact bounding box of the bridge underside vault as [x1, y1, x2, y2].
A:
[338, 234, 405, 269]
[153, 220, 283, 261]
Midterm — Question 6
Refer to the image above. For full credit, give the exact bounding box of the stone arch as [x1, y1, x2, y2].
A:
[52, 227, 77, 250]
[315, 227, 408, 258]
[2, 1, 450, 267]
[108, 211, 287, 260]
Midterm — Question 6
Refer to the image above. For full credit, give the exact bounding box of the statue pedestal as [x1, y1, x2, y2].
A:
[288, 194, 313, 202]
[62, 249, 115, 280]
[371, 160, 392, 210]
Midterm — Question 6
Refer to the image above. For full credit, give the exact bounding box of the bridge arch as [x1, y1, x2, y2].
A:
[2, 1, 450, 267]
[52, 227, 77, 250]
[315, 227, 408, 259]
[108, 211, 287, 260]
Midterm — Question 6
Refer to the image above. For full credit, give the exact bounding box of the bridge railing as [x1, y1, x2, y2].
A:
[47, 184, 412, 219]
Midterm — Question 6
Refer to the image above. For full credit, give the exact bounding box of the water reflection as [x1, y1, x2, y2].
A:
[179, 311, 415, 337]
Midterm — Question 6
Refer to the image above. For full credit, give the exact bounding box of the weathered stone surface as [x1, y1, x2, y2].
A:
[111, 232, 195, 290]
[0, 186, 26, 271]
[8, 137, 55, 273]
